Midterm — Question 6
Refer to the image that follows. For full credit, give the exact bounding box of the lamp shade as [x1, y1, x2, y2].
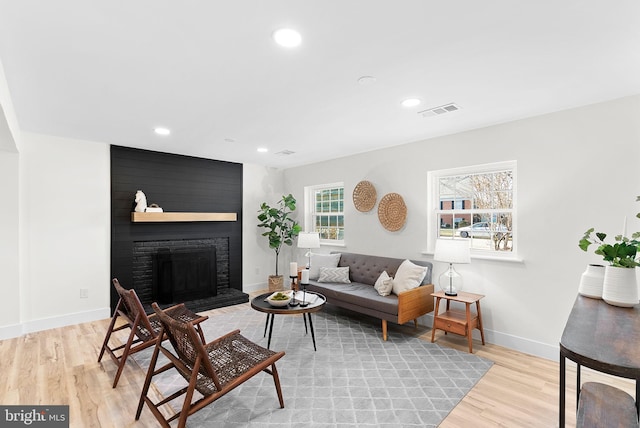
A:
[433, 239, 471, 264]
[297, 232, 320, 249]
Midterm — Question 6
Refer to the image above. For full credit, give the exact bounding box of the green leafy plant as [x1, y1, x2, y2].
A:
[578, 196, 640, 268]
[257, 194, 302, 276]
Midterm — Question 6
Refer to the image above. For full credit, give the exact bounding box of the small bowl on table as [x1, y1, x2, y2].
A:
[267, 291, 292, 307]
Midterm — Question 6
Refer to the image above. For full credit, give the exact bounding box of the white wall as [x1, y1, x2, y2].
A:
[0, 151, 20, 335]
[284, 95, 640, 360]
[18, 133, 111, 333]
[242, 164, 286, 292]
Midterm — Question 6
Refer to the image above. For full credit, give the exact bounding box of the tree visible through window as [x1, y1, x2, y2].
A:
[430, 161, 516, 254]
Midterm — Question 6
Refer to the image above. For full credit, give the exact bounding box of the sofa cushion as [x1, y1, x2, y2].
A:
[374, 271, 393, 296]
[392, 259, 427, 295]
[309, 253, 341, 280]
[307, 281, 398, 316]
[318, 266, 351, 283]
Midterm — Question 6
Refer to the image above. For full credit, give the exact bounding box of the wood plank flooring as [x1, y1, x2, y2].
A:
[0, 293, 634, 427]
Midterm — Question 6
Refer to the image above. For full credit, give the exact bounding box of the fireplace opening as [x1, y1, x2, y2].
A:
[131, 238, 247, 312]
[153, 246, 217, 304]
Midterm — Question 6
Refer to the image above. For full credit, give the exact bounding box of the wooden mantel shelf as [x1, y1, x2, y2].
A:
[131, 212, 237, 223]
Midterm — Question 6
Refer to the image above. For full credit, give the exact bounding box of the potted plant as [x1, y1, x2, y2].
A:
[257, 194, 302, 291]
[578, 196, 640, 306]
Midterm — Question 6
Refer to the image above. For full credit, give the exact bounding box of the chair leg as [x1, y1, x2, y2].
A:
[111, 324, 140, 388]
[382, 319, 388, 341]
[98, 299, 122, 362]
[177, 357, 203, 428]
[136, 336, 163, 421]
[271, 363, 285, 408]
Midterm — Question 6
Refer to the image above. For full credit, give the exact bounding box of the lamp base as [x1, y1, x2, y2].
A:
[444, 290, 458, 296]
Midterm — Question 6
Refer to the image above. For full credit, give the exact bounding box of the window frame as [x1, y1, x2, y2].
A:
[427, 160, 518, 260]
[304, 182, 345, 246]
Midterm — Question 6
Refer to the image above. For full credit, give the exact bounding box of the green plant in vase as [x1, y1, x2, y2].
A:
[578, 196, 640, 268]
[577, 196, 640, 307]
[257, 194, 302, 289]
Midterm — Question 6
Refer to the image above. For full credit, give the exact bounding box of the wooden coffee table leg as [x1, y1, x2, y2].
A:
[264, 314, 270, 337]
[303, 312, 308, 334]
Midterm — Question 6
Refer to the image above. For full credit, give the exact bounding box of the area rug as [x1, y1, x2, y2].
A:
[133, 306, 493, 427]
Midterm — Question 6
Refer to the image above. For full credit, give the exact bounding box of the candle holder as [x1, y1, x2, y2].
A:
[299, 282, 309, 307]
[288, 276, 299, 307]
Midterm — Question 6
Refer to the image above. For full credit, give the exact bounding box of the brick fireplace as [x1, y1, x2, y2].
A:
[110, 146, 247, 313]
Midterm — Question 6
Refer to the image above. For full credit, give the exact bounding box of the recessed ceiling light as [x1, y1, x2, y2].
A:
[154, 127, 171, 135]
[357, 76, 377, 85]
[272, 28, 302, 48]
[257, 147, 268, 153]
[401, 98, 421, 108]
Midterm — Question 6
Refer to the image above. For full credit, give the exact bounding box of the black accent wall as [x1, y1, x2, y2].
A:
[110, 146, 243, 311]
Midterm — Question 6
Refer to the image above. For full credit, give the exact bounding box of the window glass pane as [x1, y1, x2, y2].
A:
[433, 163, 515, 254]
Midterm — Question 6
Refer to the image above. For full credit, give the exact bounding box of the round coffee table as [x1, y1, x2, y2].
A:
[251, 291, 326, 351]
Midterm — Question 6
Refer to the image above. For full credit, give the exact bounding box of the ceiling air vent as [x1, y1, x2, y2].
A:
[419, 103, 461, 118]
[275, 149, 295, 156]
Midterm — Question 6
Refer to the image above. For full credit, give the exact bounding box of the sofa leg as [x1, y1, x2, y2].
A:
[413, 319, 418, 328]
[382, 319, 388, 341]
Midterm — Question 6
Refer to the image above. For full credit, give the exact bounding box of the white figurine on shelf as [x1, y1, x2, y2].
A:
[134, 190, 148, 212]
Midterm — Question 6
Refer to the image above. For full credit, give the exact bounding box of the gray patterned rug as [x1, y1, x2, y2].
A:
[134, 305, 492, 427]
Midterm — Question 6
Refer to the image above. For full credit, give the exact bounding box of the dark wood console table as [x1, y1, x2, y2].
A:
[559, 295, 640, 427]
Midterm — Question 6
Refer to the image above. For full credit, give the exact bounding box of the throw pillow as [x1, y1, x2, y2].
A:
[392, 259, 427, 295]
[318, 266, 351, 283]
[309, 253, 341, 280]
[374, 271, 393, 296]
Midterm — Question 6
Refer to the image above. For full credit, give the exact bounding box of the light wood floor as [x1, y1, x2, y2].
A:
[0, 292, 634, 427]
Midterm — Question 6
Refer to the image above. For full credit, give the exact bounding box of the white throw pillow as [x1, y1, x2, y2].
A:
[309, 253, 341, 280]
[374, 271, 393, 296]
[318, 267, 351, 283]
[392, 259, 427, 295]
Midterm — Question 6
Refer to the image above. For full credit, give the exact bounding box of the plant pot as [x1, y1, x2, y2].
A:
[268, 275, 284, 292]
[602, 266, 639, 307]
[578, 264, 605, 299]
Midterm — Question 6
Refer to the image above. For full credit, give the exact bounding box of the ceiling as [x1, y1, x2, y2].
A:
[0, 1, 639, 169]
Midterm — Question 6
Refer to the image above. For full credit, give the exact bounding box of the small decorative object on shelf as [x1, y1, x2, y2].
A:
[145, 203, 163, 213]
[134, 190, 147, 212]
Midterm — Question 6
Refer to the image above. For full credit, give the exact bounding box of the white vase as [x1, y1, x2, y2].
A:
[602, 266, 639, 307]
[578, 264, 605, 299]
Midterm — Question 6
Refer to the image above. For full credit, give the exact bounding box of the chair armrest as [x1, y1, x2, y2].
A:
[397, 284, 434, 325]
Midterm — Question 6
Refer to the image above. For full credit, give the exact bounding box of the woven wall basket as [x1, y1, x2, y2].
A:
[378, 193, 407, 231]
[352, 180, 377, 212]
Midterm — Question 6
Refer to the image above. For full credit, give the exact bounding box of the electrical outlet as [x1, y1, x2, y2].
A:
[80, 288, 88, 299]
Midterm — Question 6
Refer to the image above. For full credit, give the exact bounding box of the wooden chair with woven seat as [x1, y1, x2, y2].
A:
[136, 302, 285, 428]
[98, 278, 208, 388]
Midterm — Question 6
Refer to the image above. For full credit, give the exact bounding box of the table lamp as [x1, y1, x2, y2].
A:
[297, 232, 320, 269]
[433, 238, 470, 296]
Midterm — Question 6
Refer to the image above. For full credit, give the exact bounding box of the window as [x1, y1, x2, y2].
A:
[304, 182, 345, 245]
[428, 161, 516, 257]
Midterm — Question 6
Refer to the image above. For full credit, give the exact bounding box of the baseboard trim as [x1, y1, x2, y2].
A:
[0, 307, 112, 340]
[0, 323, 23, 341]
[419, 313, 558, 361]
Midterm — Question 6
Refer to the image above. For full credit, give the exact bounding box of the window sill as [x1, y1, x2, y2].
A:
[422, 250, 524, 263]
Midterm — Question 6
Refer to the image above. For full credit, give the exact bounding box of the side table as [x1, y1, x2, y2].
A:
[431, 290, 485, 353]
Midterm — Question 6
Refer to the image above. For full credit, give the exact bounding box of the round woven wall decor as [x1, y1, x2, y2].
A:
[378, 193, 407, 231]
[352, 180, 377, 212]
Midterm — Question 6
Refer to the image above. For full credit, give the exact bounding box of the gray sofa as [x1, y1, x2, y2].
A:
[305, 252, 434, 340]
